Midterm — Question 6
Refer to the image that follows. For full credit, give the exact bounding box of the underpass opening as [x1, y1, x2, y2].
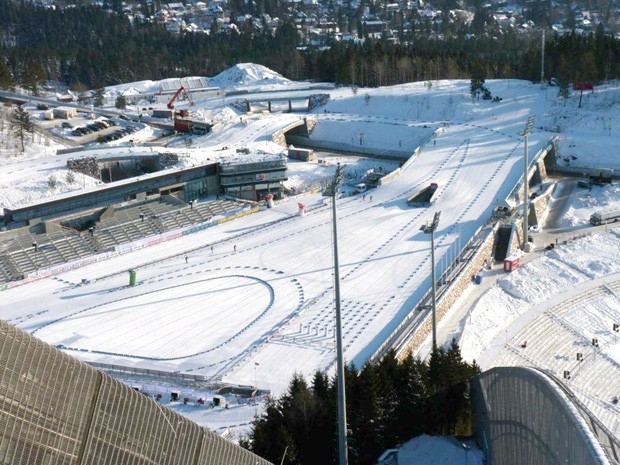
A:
[494, 225, 513, 261]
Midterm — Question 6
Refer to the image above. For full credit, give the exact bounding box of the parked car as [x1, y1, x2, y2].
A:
[354, 183, 368, 194]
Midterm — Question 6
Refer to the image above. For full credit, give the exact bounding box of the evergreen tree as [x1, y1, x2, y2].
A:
[0, 60, 15, 90]
[115, 94, 127, 110]
[11, 105, 34, 153]
[93, 86, 105, 107]
[65, 170, 76, 184]
[558, 80, 571, 99]
[47, 174, 57, 190]
[245, 398, 295, 465]
[22, 60, 46, 96]
[245, 341, 479, 465]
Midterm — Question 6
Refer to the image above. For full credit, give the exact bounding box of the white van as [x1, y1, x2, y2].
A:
[354, 183, 367, 194]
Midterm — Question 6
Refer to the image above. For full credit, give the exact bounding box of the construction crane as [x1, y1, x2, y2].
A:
[167, 86, 195, 117]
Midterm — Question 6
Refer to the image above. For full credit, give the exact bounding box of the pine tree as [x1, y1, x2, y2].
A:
[93, 87, 105, 107]
[11, 105, 34, 153]
[115, 94, 127, 110]
[0, 60, 15, 90]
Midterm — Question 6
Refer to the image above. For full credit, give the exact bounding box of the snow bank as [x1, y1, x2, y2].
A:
[461, 231, 620, 364]
[561, 183, 620, 228]
[398, 435, 483, 465]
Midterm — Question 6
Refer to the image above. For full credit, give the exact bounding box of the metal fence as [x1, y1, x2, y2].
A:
[0, 319, 272, 465]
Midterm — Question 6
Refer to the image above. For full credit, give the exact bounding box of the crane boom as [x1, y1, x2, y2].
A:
[167, 86, 195, 110]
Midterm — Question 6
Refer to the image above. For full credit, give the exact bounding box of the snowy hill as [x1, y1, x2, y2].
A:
[209, 63, 291, 88]
[101, 63, 292, 99]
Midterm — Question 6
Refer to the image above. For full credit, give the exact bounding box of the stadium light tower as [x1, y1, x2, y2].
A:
[540, 29, 545, 84]
[520, 117, 535, 250]
[323, 163, 348, 465]
[420, 211, 441, 349]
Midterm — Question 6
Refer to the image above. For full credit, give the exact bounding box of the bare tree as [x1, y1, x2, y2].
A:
[47, 174, 57, 190]
[65, 170, 76, 184]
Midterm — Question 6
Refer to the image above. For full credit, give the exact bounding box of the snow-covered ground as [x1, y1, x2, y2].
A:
[2, 65, 620, 454]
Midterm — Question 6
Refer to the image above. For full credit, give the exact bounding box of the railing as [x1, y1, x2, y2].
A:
[369, 224, 492, 363]
[531, 367, 620, 465]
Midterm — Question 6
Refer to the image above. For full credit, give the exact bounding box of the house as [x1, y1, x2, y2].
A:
[362, 20, 387, 34]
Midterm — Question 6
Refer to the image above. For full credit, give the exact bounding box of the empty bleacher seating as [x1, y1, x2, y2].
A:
[0, 198, 247, 284]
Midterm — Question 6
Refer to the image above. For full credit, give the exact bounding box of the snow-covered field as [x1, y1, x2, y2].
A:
[2, 65, 620, 453]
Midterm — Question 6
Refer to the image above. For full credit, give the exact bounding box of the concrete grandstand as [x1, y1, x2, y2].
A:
[0, 197, 247, 284]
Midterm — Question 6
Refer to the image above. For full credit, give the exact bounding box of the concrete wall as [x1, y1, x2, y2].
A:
[471, 367, 612, 465]
[286, 134, 412, 160]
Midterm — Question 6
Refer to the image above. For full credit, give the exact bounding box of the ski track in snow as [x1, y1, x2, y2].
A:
[3, 70, 620, 441]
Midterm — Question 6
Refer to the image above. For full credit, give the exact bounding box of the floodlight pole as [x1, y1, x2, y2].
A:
[421, 211, 441, 349]
[430, 226, 437, 348]
[541, 29, 545, 84]
[324, 164, 348, 465]
[521, 117, 535, 250]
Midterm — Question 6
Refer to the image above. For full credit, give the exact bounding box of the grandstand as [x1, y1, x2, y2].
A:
[159, 77, 210, 93]
[0, 319, 272, 465]
[494, 280, 620, 437]
[0, 197, 245, 284]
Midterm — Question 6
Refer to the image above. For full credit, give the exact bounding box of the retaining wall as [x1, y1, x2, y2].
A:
[396, 224, 498, 360]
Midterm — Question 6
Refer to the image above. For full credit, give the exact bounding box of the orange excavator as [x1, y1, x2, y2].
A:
[167, 86, 195, 117]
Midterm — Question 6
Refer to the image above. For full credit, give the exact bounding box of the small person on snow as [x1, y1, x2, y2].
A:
[185, 256, 188, 264]
[369, 195, 373, 202]
[234, 245, 237, 253]
[211, 246, 214, 253]
[362, 194, 366, 200]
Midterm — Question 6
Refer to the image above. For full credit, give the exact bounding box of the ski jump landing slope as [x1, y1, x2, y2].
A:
[3, 95, 551, 395]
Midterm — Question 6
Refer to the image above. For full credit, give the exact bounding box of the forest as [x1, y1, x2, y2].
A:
[1, 0, 619, 92]
[241, 342, 480, 465]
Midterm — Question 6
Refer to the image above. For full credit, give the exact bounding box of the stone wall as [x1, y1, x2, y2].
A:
[537, 158, 548, 180]
[397, 225, 498, 360]
[394, 139, 559, 358]
[510, 220, 523, 256]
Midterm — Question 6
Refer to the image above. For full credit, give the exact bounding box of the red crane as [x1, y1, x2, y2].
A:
[167, 86, 195, 117]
